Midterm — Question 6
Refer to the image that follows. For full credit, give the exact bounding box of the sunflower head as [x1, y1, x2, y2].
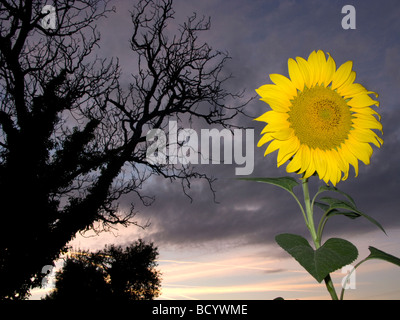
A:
[255, 50, 383, 186]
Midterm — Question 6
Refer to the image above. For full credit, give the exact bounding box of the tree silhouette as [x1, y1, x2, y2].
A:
[0, 0, 248, 299]
[44, 240, 161, 300]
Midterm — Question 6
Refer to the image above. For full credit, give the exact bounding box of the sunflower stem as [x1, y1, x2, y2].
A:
[301, 177, 338, 300]
[324, 275, 339, 300]
[301, 178, 319, 247]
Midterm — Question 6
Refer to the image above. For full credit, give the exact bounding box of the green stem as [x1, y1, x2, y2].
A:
[301, 178, 319, 247]
[301, 177, 338, 300]
[316, 209, 333, 244]
[339, 258, 365, 300]
[289, 191, 308, 227]
[324, 275, 339, 300]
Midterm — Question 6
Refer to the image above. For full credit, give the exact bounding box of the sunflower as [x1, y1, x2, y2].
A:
[255, 50, 383, 186]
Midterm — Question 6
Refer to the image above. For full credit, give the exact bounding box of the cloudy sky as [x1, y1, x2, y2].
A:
[32, 0, 400, 300]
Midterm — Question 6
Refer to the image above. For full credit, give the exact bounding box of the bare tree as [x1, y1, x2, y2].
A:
[0, 0, 248, 299]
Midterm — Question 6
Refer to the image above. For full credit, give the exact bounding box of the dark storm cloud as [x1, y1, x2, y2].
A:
[99, 0, 400, 249]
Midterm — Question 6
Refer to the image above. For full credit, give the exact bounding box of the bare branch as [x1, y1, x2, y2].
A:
[0, 0, 250, 299]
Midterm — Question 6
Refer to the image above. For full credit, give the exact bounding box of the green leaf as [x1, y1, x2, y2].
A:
[239, 177, 299, 194]
[340, 246, 400, 300]
[318, 197, 386, 234]
[314, 201, 360, 219]
[317, 185, 356, 207]
[275, 233, 358, 283]
[319, 196, 357, 210]
[366, 247, 400, 267]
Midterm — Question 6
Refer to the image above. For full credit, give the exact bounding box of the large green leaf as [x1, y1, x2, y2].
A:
[239, 177, 299, 194]
[275, 233, 358, 283]
[318, 197, 386, 234]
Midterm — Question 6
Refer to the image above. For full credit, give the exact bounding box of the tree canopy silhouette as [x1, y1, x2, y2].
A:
[0, 0, 248, 299]
[44, 240, 161, 300]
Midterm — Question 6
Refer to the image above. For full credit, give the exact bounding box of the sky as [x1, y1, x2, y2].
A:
[31, 0, 400, 300]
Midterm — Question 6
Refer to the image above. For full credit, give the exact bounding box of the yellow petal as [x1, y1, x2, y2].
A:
[286, 146, 303, 173]
[256, 84, 293, 100]
[350, 128, 383, 147]
[322, 52, 336, 86]
[264, 139, 280, 156]
[296, 145, 311, 175]
[307, 50, 319, 86]
[352, 114, 383, 133]
[328, 151, 345, 186]
[350, 106, 381, 121]
[261, 121, 290, 134]
[339, 142, 359, 177]
[277, 137, 300, 167]
[330, 148, 347, 174]
[346, 136, 373, 165]
[341, 158, 350, 181]
[271, 127, 294, 141]
[337, 71, 356, 96]
[340, 83, 369, 98]
[303, 152, 316, 179]
[328, 166, 341, 186]
[255, 110, 289, 123]
[324, 151, 340, 186]
[288, 58, 305, 91]
[314, 50, 328, 85]
[296, 56, 311, 88]
[269, 73, 297, 98]
[256, 85, 292, 112]
[257, 133, 274, 147]
[348, 94, 379, 108]
[313, 148, 327, 180]
[331, 60, 353, 90]
[259, 97, 291, 113]
[324, 150, 335, 174]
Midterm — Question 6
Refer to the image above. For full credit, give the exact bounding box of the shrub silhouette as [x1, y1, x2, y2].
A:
[45, 240, 161, 300]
